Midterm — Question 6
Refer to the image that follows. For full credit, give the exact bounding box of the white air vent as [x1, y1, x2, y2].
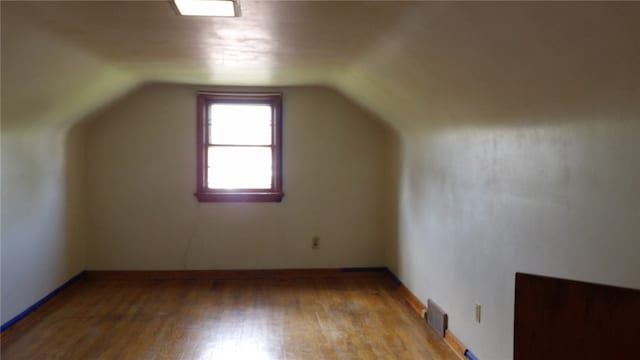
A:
[426, 299, 448, 338]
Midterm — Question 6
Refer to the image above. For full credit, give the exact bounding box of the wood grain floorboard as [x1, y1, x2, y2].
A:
[1, 272, 458, 360]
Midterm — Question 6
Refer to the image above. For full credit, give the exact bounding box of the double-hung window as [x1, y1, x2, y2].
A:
[195, 92, 283, 202]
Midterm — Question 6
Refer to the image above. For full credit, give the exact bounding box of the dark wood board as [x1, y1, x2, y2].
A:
[514, 272, 640, 360]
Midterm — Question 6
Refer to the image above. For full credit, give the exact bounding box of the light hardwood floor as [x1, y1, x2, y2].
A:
[1, 271, 459, 360]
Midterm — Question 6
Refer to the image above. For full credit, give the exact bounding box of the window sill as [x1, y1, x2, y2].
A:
[194, 191, 284, 203]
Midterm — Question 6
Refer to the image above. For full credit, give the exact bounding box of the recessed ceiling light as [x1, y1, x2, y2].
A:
[174, 0, 238, 17]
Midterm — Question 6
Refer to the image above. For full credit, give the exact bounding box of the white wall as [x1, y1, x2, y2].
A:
[0, 6, 135, 324]
[84, 84, 395, 270]
[396, 116, 640, 360]
[337, 3, 640, 359]
[1, 126, 86, 325]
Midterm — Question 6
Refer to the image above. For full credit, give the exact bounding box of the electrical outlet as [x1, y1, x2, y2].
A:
[475, 303, 481, 323]
[312, 236, 320, 249]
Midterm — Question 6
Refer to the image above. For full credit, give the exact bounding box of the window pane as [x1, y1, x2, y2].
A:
[208, 146, 272, 189]
[209, 104, 272, 145]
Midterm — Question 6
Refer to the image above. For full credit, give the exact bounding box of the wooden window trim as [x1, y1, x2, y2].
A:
[195, 92, 284, 202]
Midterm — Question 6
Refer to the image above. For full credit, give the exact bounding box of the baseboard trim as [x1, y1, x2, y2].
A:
[1, 271, 86, 333]
[445, 329, 467, 359]
[390, 271, 470, 360]
[397, 280, 428, 318]
[86, 267, 391, 280]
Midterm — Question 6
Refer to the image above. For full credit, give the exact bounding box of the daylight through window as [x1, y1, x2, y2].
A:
[195, 93, 283, 202]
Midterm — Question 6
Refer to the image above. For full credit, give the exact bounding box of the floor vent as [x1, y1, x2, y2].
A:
[426, 299, 448, 338]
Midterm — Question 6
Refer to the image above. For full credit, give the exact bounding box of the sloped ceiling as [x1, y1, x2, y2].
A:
[4, 1, 411, 88]
[3, 1, 640, 130]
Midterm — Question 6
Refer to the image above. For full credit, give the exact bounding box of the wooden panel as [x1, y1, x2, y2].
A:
[514, 272, 640, 360]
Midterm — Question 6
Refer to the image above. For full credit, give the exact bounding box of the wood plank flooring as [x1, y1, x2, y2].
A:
[1, 271, 458, 360]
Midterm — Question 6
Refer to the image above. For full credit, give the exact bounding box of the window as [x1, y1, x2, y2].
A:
[195, 92, 283, 202]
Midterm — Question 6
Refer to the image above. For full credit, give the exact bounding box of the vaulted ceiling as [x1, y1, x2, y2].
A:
[3, 1, 640, 131]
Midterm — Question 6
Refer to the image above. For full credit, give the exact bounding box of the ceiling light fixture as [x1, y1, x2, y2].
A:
[173, 0, 239, 17]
